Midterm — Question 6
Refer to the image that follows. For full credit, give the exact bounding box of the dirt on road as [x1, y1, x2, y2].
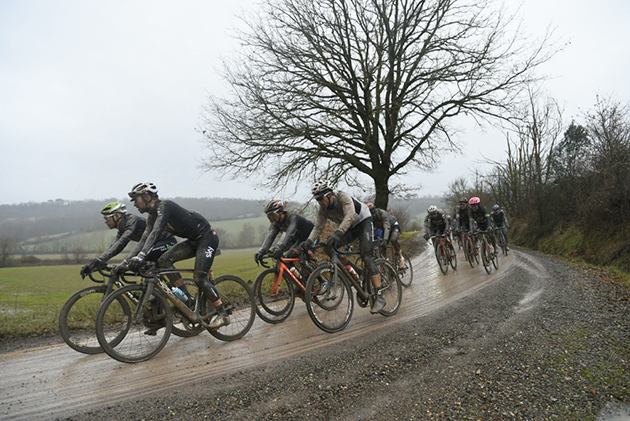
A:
[1, 247, 629, 420]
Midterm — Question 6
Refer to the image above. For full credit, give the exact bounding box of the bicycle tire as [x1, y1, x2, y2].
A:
[480, 238, 491, 274]
[170, 279, 204, 338]
[305, 262, 354, 334]
[436, 243, 449, 274]
[374, 258, 402, 316]
[96, 284, 172, 363]
[201, 275, 256, 342]
[396, 251, 413, 287]
[59, 285, 128, 354]
[447, 243, 458, 270]
[253, 268, 295, 324]
[491, 243, 499, 270]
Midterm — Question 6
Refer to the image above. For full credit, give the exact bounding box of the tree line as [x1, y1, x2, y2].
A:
[444, 94, 630, 273]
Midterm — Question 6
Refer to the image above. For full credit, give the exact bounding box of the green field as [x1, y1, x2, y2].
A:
[0, 247, 263, 338]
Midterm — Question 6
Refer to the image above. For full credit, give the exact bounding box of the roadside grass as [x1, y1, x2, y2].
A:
[0, 247, 262, 338]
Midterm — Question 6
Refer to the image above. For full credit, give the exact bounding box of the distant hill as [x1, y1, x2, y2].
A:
[0, 195, 445, 253]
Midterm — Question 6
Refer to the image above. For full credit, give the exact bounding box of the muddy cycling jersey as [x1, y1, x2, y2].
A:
[97, 213, 174, 262]
[260, 212, 314, 251]
[424, 210, 449, 235]
[308, 190, 370, 242]
[132, 199, 211, 257]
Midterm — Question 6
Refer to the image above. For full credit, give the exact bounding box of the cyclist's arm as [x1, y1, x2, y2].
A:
[260, 224, 280, 251]
[97, 225, 135, 262]
[335, 192, 357, 234]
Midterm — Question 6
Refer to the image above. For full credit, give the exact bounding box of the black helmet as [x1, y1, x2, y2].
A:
[459, 197, 468, 204]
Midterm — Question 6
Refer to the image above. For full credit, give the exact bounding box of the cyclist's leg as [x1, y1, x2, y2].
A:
[192, 230, 229, 328]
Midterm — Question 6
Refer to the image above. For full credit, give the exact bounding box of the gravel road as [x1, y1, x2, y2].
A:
[51, 248, 629, 421]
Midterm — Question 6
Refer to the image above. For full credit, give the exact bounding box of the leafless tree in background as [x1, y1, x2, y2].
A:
[201, 0, 556, 208]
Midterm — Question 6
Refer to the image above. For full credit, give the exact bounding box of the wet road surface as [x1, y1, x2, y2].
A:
[0, 246, 519, 420]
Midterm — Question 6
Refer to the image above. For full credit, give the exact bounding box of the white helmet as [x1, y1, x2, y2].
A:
[128, 182, 158, 199]
[427, 205, 438, 214]
[311, 179, 332, 199]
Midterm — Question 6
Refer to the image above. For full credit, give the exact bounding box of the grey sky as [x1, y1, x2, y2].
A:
[1, 0, 628, 206]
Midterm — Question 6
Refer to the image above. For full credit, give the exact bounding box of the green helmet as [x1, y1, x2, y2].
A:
[101, 202, 127, 216]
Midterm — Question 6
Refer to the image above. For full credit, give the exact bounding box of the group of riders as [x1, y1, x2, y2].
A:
[81, 179, 410, 323]
[423, 197, 510, 256]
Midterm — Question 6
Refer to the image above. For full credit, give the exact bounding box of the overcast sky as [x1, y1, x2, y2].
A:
[1, 0, 629, 206]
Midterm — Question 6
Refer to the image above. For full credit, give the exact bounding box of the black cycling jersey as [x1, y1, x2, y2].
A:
[98, 213, 174, 262]
[260, 212, 314, 251]
[469, 204, 492, 230]
[424, 210, 449, 236]
[133, 199, 211, 256]
[491, 210, 509, 228]
[456, 206, 472, 231]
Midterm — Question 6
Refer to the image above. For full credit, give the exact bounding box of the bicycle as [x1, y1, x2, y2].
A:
[253, 250, 319, 324]
[59, 266, 202, 355]
[430, 233, 457, 274]
[374, 238, 413, 287]
[94, 264, 255, 363]
[462, 230, 480, 268]
[495, 226, 509, 255]
[476, 229, 499, 274]
[303, 245, 402, 333]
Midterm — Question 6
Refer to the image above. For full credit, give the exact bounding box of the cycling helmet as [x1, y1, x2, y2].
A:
[427, 205, 438, 214]
[492, 204, 500, 211]
[311, 179, 332, 199]
[367, 202, 375, 210]
[101, 202, 127, 216]
[469, 197, 481, 205]
[263, 199, 285, 214]
[128, 182, 158, 199]
[459, 197, 468, 204]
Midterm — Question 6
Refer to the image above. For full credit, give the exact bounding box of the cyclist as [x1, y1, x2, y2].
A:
[455, 198, 473, 236]
[122, 182, 229, 330]
[254, 199, 315, 274]
[468, 197, 496, 254]
[491, 204, 510, 251]
[299, 180, 386, 314]
[423, 205, 452, 251]
[367, 203, 406, 269]
[80, 202, 176, 278]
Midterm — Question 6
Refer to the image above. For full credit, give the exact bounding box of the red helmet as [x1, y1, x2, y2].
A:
[469, 197, 481, 205]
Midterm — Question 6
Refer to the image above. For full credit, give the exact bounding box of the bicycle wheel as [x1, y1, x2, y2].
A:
[435, 244, 449, 274]
[374, 258, 402, 316]
[59, 285, 127, 354]
[96, 284, 172, 363]
[491, 242, 500, 270]
[480, 239, 491, 274]
[170, 279, 204, 338]
[200, 275, 256, 342]
[499, 231, 508, 255]
[305, 263, 354, 333]
[254, 268, 295, 324]
[394, 250, 413, 287]
[447, 243, 458, 270]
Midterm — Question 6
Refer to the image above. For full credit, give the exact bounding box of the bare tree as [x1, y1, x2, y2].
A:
[201, 0, 556, 208]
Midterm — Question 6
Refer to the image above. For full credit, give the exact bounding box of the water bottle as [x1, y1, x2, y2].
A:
[171, 286, 188, 302]
[346, 265, 359, 280]
[289, 266, 302, 280]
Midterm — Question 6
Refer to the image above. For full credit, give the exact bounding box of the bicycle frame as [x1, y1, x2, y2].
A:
[330, 248, 371, 301]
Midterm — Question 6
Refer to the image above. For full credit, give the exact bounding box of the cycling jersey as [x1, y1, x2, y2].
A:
[132, 199, 211, 256]
[260, 212, 314, 251]
[371, 208, 399, 241]
[491, 210, 509, 228]
[308, 190, 370, 242]
[98, 213, 175, 262]
[469, 204, 493, 230]
[456, 206, 472, 231]
[424, 210, 450, 236]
